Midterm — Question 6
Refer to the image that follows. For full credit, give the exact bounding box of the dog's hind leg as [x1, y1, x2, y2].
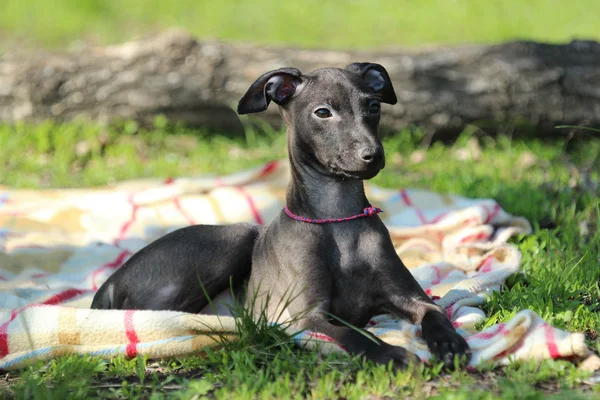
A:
[90, 223, 260, 313]
[90, 280, 115, 309]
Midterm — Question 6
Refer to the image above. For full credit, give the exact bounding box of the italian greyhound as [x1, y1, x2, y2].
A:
[91, 63, 470, 368]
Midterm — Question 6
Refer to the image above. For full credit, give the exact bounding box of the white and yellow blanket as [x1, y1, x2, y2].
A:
[0, 161, 596, 371]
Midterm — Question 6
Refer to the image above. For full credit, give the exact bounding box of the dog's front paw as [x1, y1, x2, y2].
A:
[422, 317, 471, 368]
[366, 343, 420, 370]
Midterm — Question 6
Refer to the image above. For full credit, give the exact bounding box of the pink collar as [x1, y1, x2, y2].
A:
[283, 205, 383, 224]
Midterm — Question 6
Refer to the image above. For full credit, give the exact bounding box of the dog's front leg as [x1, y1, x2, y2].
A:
[300, 312, 418, 369]
[273, 276, 419, 369]
[383, 260, 471, 368]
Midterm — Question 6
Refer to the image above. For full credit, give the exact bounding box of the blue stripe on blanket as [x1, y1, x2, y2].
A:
[0, 345, 55, 369]
[86, 345, 128, 357]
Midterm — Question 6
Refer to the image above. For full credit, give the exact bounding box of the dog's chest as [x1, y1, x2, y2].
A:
[328, 222, 389, 271]
[326, 223, 389, 325]
[329, 270, 382, 325]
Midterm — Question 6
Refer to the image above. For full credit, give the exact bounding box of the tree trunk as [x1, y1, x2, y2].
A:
[1, 30, 599, 137]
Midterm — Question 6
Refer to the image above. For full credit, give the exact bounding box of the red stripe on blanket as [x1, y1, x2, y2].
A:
[113, 195, 139, 247]
[443, 292, 478, 320]
[400, 189, 432, 225]
[430, 211, 449, 224]
[43, 289, 85, 305]
[460, 232, 489, 244]
[91, 250, 131, 290]
[308, 332, 346, 351]
[258, 161, 279, 178]
[399, 190, 451, 228]
[400, 189, 413, 206]
[544, 323, 561, 358]
[124, 310, 139, 358]
[483, 203, 501, 224]
[309, 332, 336, 342]
[425, 289, 442, 302]
[431, 265, 443, 285]
[477, 255, 495, 273]
[235, 187, 264, 225]
[494, 335, 527, 360]
[0, 310, 20, 357]
[173, 197, 196, 225]
[0, 289, 85, 357]
[414, 208, 428, 225]
[469, 323, 507, 340]
[0, 306, 23, 357]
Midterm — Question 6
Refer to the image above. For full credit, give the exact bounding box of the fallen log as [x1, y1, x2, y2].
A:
[1, 30, 599, 137]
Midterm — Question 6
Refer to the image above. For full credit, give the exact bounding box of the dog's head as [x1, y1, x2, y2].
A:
[238, 63, 396, 180]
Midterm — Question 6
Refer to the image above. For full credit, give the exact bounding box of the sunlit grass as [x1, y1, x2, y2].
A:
[1, 121, 599, 398]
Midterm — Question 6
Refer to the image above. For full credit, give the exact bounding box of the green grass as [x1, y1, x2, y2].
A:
[1, 1, 599, 397]
[5, 353, 596, 399]
[0, 121, 599, 398]
[0, 118, 282, 188]
[2, 0, 600, 50]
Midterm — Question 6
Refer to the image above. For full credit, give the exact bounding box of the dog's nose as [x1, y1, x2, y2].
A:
[358, 147, 378, 164]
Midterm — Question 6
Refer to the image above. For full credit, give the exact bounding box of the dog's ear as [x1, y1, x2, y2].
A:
[237, 68, 303, 114]
[345, 62, 397, 105]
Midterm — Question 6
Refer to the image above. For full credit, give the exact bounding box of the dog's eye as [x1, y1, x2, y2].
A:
[314, 108, 332, 118]
[369, 102, 381, 114]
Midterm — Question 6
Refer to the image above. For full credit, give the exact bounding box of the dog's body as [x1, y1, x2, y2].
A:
[92, 63, 470, 368]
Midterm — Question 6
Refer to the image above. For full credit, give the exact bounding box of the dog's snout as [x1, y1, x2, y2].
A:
[359, 147, 378, 164]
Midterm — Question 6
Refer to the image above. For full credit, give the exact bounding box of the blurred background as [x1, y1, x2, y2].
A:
[2, 0, 599, 50]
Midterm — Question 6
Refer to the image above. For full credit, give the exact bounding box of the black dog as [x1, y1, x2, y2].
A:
[92, 63, 470, 368]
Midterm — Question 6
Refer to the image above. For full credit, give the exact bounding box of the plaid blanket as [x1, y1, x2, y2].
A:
[0, 161, 596, 371]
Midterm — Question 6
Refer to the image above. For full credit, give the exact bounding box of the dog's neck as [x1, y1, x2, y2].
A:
[285, 134, 370, 220]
